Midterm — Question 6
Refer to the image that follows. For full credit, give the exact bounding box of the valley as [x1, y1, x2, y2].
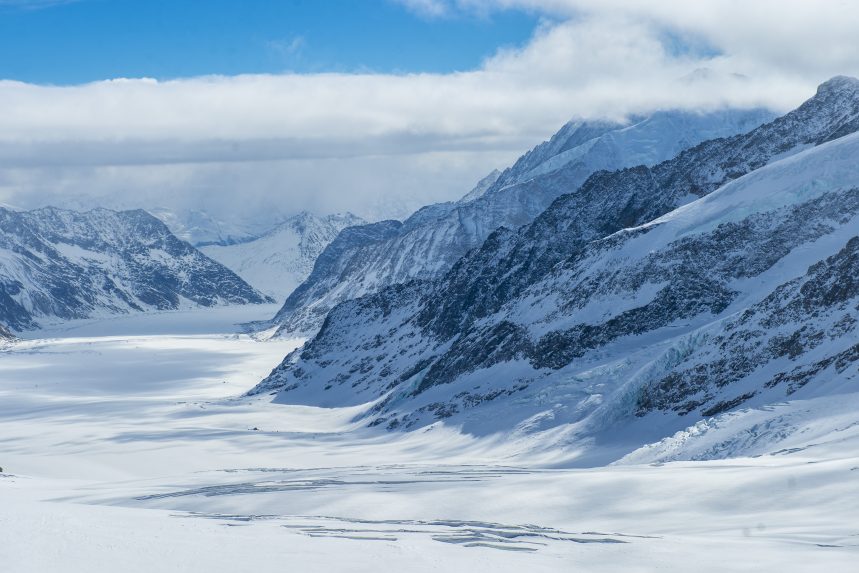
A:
[1, 305, 856, 572]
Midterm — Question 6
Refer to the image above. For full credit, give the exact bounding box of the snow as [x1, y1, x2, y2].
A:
[458, 169, 502, 203]
[269, 108, 776, 337]
[150, 207, 280, 247]
[645, 130, 859, 243]
[616, 393, 859, 464]
[201, 226, 306, 300]
[51, 242, 114, 266]
[515, 109, 776, 185]
[201, 212, 362, 301]
[1, 307, 857, 571]
[0, 206, 269, 331]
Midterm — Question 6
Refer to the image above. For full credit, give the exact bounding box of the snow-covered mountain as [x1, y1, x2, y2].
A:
[269, 107, 776, 336]
[150, 208, 278, 247]
[457, 169, 501, 203]
[0, 207, 272, 331]
[200, 212, 364, 301]
[252, 76, 859, 457]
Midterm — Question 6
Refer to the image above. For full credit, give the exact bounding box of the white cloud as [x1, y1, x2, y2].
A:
[267, 36, 306, 63]
[3, 0, 859, 225]
[391, 0, 451, 18]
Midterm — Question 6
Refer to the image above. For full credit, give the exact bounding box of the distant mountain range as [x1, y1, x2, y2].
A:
[149, 207, 279, 248]
[0, 207, 271, 332]
[252, 76, 859, 459]
[200, 212, 364, 300]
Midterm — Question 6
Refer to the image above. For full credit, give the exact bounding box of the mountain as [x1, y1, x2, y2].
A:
[269, 107, 776, 336]
[151, 206, 320, 248]
[149, 208, 266, 247]
[0, 207, 272, 331]
[458, 169, 501, 203]
[252, 77, 859, 458]
[200, 212, 364, 300]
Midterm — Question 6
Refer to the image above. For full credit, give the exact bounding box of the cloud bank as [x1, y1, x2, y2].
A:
[2, 0, 859, 224]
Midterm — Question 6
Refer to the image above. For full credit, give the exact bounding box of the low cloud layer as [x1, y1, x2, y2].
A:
[3, 0, 859, 225]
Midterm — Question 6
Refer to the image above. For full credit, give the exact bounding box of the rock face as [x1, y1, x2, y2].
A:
[0, 207, 271, 331]
[414, 76, 859, 345]
[253, 77, 859, 450]
[201, 212, 363, 300]
[269, 108, 776, 336]
[635, 230, 859, 418]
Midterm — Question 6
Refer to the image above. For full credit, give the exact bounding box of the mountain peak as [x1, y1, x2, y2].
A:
[459, 169, 502, 203]
[816, 75, 859, 95]
[323, 212, 364, 227]
[278, 211, 363, 236]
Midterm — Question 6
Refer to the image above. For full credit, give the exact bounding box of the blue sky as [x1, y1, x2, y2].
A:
[0, 0, 541, 84]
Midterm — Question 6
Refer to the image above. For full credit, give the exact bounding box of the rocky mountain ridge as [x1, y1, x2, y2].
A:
[252, 77, 859, 459]
[0, 206, 271, 331]
[270, 107, 776, 336]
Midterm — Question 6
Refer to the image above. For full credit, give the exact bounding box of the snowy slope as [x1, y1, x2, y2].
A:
[150, 207, 264, 247]
[270, 107, 775, 336]
[253, 77, 859, 459]
[484, 108, 777, 193]
[149, 207, 307, 248]
[2, 306, 857, 572]
[457, 169, 501, 203]
[201, 212, 363, 300]
[0, 207, 271, 331]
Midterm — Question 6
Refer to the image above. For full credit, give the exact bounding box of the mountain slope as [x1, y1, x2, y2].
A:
[200, 212, 363, 300]
[150, 208, 265, 247]
[270, 107, 775, 336]
[253, 77, 859, 459]
[0, 207, 271, 331]
[458, 169, 501, 203]
[418, 75, 859, 341]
